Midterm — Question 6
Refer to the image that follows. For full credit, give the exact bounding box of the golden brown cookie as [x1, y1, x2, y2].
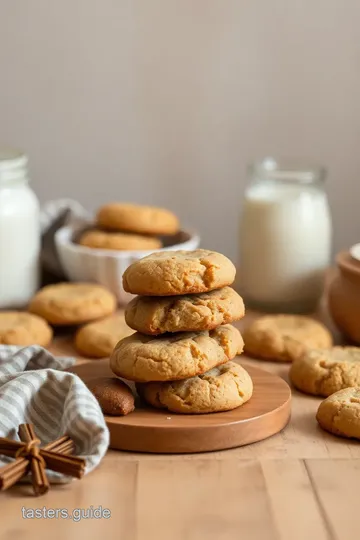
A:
[96, 203, 179, 235]
[87, 377, 135, 416]
[125, 287, 244, 335]
[316, 387, 360, 439]
[137, 361, 253, 414]
[123, 249, 236, 296]
[29, 283, 117, 325]
[0, 312, 53, 347]
[110, 324, 243, 382]
[243, 315, 332, 362]
[290, 347, 360, 396]
[75, 312, 133, 358]
[78, 229, 162, 251]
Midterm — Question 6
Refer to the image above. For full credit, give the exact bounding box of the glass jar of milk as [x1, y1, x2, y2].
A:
[0, 149, 40, 308]
[239, 158, 332, 313]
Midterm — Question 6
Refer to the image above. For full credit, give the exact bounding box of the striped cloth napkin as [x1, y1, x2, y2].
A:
[40, 198, 90, 232]
[40, 198, 91, 279]
[0, 345, 109, 481]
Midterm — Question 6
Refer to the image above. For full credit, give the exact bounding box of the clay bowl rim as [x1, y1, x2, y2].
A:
[336, 250, 360, 278]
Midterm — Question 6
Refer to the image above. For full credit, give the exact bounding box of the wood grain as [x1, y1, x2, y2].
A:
[1, 299, 359, 538]
[2, 459, 360, 539]
[261, 460, 329, 540]
[69, 359, 291, 453]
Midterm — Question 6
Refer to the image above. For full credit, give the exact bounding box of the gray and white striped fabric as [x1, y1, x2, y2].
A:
[0, 345, 109, 481]
[40, 198, 90, 232]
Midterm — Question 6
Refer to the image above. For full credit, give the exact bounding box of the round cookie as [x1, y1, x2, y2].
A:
[110, 324, 244, 382]
[122, 249, 236, 296]
[96, 203, 179, 235]
[290, 347, 360, 396]
[75, 312, 133, 358]
[316, 387, 360, 439]
[125, 287, 245, 335]
[87, 377, 135, 416]
[29, 283, 117, 325]
[78, 229, 162, 251]
[0, 312, 53, 347]
[243, 315, 332, 362]
[137, 361, 253, 414]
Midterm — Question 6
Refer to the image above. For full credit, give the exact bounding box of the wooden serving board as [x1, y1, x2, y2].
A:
[69, 358, 291, 454]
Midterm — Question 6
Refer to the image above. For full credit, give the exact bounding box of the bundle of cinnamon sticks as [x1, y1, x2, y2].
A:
[0, 424, 86, 495]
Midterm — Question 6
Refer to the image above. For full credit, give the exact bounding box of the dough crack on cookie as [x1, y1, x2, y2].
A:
[198, 258, 218, 288]
[110, 324, 243, 382]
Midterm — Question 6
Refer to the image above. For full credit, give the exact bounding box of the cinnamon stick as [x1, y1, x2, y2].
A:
[44, 436, 72, 452]
[18, 424, 49, 496]
[0, 429, 85, 494]
[40, 451, 85, 479]
[0, 436, 74, 491]
[0, 439, 24, 452]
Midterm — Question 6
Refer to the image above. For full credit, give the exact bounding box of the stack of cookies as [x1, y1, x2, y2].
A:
[110, 249, 253, 414]
[78, 202, 180, 251]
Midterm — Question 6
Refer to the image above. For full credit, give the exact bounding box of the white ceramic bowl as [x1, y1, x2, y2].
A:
[55, 225, 201, 305]
[350, 243, 360, 262]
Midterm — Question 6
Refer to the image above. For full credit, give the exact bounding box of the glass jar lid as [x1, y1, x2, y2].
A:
[249, 157, 326, 185]
[0, 149, 28, 184]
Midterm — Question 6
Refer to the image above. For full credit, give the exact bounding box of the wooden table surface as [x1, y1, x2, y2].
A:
[1, 302, 358, 540]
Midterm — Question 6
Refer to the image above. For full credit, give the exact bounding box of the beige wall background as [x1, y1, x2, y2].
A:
[0, 0, 359, 261]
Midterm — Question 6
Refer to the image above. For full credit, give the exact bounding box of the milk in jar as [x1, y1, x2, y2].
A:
[0, 149, 40, 308]
[239, 159, 332, 313]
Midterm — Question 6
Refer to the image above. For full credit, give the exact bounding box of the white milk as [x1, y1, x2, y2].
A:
[0, 150, 40, 308]
[239, 180, 332, 312]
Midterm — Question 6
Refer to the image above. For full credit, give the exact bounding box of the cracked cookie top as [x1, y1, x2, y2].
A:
[317, 387, 360, 439]
[110, 324, 243, 382]
[122, 249, 236, 296]
[290, 346, 360, 397]
[243, 315, 332, 363]
[125, 287, 245, 335]
[137, 361, 253, 414]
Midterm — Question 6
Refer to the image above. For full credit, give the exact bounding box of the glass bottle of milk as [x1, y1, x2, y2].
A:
[239, 158, 332, 313]
[0, 149, 40, 308]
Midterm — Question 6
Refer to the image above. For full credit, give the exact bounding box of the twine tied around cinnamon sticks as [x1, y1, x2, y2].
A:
[0, 424, 86, 496]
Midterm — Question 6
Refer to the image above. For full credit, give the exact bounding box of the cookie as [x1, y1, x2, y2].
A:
[290, 347, 360, 396]
[86, 377, 135, 416]
[243, 315, 332, 362]
[137, 361, 253, 414]
[29, 283, 117, 325]
[316, 387, 360, 439]
[110, 324, 243, 382]
[125, 287, 245, 335]
[123, 249, 236, 296]
[75, 312, 133, 358]
[0, 312, 53, 347]
[96, 203, 179, 235]
[78, 229, 162, 251]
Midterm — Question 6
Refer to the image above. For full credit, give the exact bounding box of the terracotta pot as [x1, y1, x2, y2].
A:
[328, 251, 360, 344]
